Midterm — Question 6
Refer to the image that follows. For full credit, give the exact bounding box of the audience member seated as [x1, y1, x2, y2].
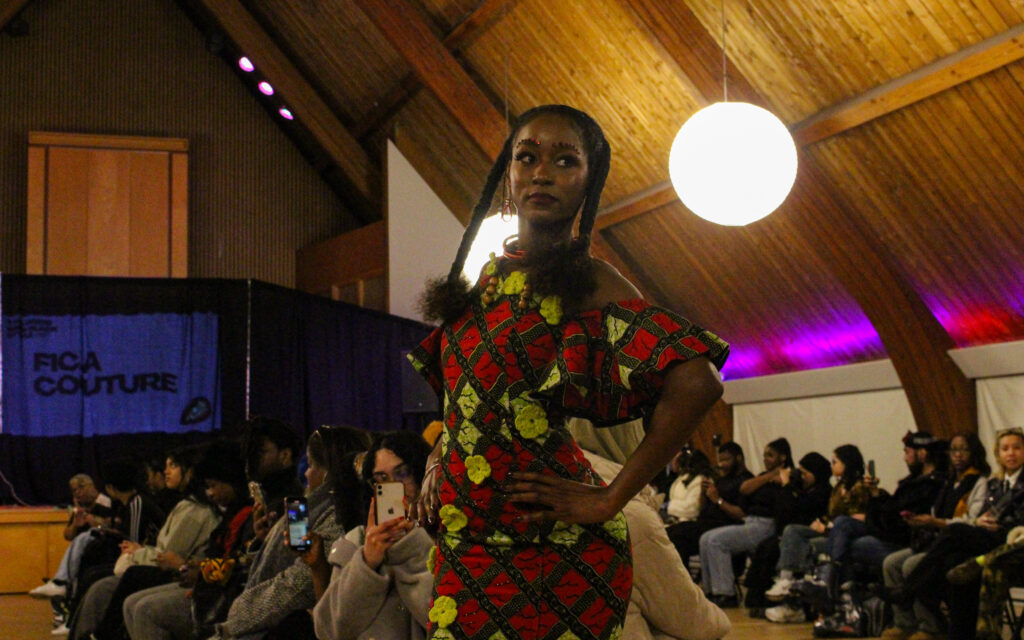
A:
[743, 451, 830, 621]
[209, 423, 371, 640]
[241, 416, 305, 532]
[894, 427, 1024, 639]
[143, 452, 184, 516]
[698, 437, 793, 608]
[569, 418, 732, 640]
[33, 464, 161, 603]
[310, 430, 434, 640]
[763, 445, 870, 608]
[663, 447, 715, 525]
[122, 439, 253, 640]
[810, 432, 947, 636]
[947, 524, 1024, 640]
[666, 441, 753, 571]
[62, 474, 114, 543]
[69, 444, 220, 640]
[880, 431, 988, 640]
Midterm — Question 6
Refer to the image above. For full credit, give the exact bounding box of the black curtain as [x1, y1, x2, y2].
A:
[247, 281, 434, 445]
[0, 275, 435, 505]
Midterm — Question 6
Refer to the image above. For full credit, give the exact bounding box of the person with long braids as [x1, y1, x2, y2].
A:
[408, 104, 729, 639]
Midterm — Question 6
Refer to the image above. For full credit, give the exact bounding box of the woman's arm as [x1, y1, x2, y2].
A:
[739, 469, 781, 495]
[511, 357, 723, 524]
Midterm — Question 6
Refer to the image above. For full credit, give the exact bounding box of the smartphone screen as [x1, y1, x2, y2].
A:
[285, 496, 310, 551]
[375, 482, 406, 524]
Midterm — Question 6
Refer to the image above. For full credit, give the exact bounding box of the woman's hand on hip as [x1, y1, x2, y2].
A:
[505, 472, 620, 524]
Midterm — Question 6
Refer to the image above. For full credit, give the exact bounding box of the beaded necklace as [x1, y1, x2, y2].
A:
[479, 250, 563, 325]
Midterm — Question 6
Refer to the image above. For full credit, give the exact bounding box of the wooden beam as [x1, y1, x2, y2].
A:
[444, 0, 518, 53]
[626, 0, 976, 438]
[594, 180, 676, 230]
[793, 23, 1024, 145]
[352, 0, 520, 141]
[0, 0, 30, 31]
[352, 0, 508, 159]
[197, 0, 379, 211]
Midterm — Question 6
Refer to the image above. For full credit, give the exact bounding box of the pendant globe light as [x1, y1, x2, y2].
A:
[669, 2, 797, 226]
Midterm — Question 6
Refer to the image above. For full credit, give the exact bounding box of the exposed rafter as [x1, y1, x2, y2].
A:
[351, 0, 520, 141]
[352, 0, 508, 159]
[196, 0, 379, 215]
[793, 22, 1024, 145]
[625, 0, 976, 437]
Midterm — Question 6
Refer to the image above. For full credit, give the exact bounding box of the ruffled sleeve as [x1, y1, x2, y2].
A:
[534, 299, 728, 425]
[407, 326, 445, 395]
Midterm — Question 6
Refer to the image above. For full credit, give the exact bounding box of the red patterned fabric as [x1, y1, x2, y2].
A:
[409, 281, 728, 640]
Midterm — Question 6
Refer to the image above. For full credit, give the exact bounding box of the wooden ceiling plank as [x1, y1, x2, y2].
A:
[0, 0, 30, 30]
[352, 0, 508, 160]
[352, 0, 520, 141]
[443, 0, 520, 52]
[196, 0, 379, 209]
[627, 0, 975, 437]
[792, 22, 1024, 145]
[594, 180, 676, 230]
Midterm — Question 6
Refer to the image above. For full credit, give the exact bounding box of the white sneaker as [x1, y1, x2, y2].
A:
[766, 603, 807, 623]
[765, 576, 794, 600]
[51, 623, 69, 636]
[30, 580, 66, 598]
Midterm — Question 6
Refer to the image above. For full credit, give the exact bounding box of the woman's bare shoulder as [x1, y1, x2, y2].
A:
[580, 258, 643, 310]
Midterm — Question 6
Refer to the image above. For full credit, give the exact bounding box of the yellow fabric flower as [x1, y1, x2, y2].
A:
[427, 545, 437, 573]
[539, 295, 563, 325]
[484, 253, 497, 276]
[501, 271, 526, 295]
[603, 512, 628, 542]
[514, 403, 549, 439]
[465, 455, 492, 485]
[429, 595, 458, 628]
[439, 504, 468, 532]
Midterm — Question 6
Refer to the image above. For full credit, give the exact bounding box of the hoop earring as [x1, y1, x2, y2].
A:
[501, 197, 518, 221]
[501, 174, 517, 221]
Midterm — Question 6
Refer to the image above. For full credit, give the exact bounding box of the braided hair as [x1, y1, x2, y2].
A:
[420, 105, 612, 324]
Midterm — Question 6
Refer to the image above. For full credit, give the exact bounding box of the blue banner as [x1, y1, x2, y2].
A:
[2, 313, 219, 436]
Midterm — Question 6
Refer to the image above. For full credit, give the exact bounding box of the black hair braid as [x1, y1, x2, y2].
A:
[419, 139, 514, 324]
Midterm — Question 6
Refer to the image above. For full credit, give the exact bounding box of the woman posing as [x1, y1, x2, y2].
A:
[409, 105, 728, 639]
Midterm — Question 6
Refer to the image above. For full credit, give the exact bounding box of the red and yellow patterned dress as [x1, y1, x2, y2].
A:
[409, 267, 729, 639]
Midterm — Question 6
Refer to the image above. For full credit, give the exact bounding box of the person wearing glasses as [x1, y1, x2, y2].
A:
[891, 427, 1024, 639]
[310, 430, 435, 640]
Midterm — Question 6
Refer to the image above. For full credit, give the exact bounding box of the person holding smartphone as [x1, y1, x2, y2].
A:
[309, 430, 435, 640]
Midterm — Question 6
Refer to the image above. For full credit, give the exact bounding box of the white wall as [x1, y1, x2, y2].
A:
[386, 140, 464, 323]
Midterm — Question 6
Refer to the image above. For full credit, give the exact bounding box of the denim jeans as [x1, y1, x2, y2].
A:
[777, 523, 827, 572]
[699, 515, 776, 596]
[883, 547, 942, 633]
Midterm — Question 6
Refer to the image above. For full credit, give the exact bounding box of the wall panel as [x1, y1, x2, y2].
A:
[0, 0, 357, 285]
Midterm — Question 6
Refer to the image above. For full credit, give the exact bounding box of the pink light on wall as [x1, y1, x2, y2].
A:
[258, 81, 274, 96]
[238, 57, 255, 72]
[279, 107, 294, 120]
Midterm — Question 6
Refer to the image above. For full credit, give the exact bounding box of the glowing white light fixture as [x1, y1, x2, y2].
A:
[258, 81, 274, 96]
[669, 102, 797, 226]
[238, 57, 255, 72]
[462, 214, 518, 281]
[668, 1, 797, 226]
[279, 107, 294, 120]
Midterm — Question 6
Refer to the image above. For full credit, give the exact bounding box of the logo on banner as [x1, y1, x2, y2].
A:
[2, 313, 220, 437]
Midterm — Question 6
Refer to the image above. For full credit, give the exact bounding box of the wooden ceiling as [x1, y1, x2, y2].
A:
[19, 0, 1018, 435]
